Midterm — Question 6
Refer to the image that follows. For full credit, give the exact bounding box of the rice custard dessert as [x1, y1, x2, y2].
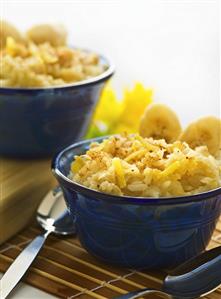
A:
[71, 134, 221, 197]
[0, 21, 107, 87]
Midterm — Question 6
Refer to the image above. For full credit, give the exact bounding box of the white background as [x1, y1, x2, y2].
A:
[2, 0, 220, 126]
[1, 0, 220, 298]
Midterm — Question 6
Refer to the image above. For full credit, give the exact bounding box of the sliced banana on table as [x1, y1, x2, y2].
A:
[0, 20, 24, 48]
[26, 24, 67, 46]
[179, 116, 221, 156]
[139, 103, 182, 143]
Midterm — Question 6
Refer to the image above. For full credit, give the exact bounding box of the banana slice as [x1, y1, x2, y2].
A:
[0, 20, 24, 48]
[179, 116, 221, 156]
[139, 103, 182, 143]
[26, 24, 67, 46]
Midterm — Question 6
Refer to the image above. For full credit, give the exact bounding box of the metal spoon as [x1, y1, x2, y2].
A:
[0, 188, 75, 299]
[114, 246, 221, 299]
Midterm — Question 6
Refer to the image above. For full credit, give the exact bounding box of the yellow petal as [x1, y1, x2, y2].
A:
[120, 82, 153, 128]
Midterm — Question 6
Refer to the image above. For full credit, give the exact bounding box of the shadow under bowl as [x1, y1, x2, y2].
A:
[0, 55, 114, 158]
[52, 137, 221, 269]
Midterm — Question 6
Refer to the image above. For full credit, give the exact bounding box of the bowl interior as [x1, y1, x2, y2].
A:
[53, 137, 221, 205]
[0, 52, 115, 93]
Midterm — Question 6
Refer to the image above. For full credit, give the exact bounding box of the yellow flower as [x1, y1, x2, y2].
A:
[86, 82, 153, 138]
[93, 84, 122, 124]
[120, 82, 153, 131]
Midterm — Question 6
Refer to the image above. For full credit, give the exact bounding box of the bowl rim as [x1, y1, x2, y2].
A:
[52, 136, 221, 205]
[0, 52, 115, 93]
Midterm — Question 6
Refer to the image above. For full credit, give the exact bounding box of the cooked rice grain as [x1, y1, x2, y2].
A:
[0, 37, 106, 87]
[71, 134, 221, 197]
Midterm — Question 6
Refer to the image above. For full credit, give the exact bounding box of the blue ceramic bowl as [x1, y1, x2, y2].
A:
[52, 137, 221, 270]
[0, 55, 114, 158]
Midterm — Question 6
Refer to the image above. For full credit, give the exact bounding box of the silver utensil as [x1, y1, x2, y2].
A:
[0, 188, 75, 299]
[114, 246, 221, 299]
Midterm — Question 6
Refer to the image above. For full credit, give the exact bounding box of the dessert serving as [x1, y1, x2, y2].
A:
[71, 133, 220, 197]
[71, 104, 221, 197]
[52, 111, 221, 268]
[0, 20, 107, 87]
[0, 20, 114, 157]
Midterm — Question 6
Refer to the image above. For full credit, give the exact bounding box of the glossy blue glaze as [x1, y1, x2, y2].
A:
[113, 246, 221, 298]
[52, 137, 221, 269]
[0, 56, 114, 158]
[163, 250, 221, 298]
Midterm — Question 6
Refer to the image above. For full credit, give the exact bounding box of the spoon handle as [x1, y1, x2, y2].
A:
[114, 288, 173, 299]
[164, 253, 221, 298]
[0, 231, 50, 299]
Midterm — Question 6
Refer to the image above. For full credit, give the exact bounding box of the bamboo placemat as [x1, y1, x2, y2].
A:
[0, 219, 221, 299]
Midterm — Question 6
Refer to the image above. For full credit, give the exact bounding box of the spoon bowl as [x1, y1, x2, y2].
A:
[36, 188, 75, 235]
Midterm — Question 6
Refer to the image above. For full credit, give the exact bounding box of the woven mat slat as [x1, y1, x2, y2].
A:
[1, 218, 221, 299]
